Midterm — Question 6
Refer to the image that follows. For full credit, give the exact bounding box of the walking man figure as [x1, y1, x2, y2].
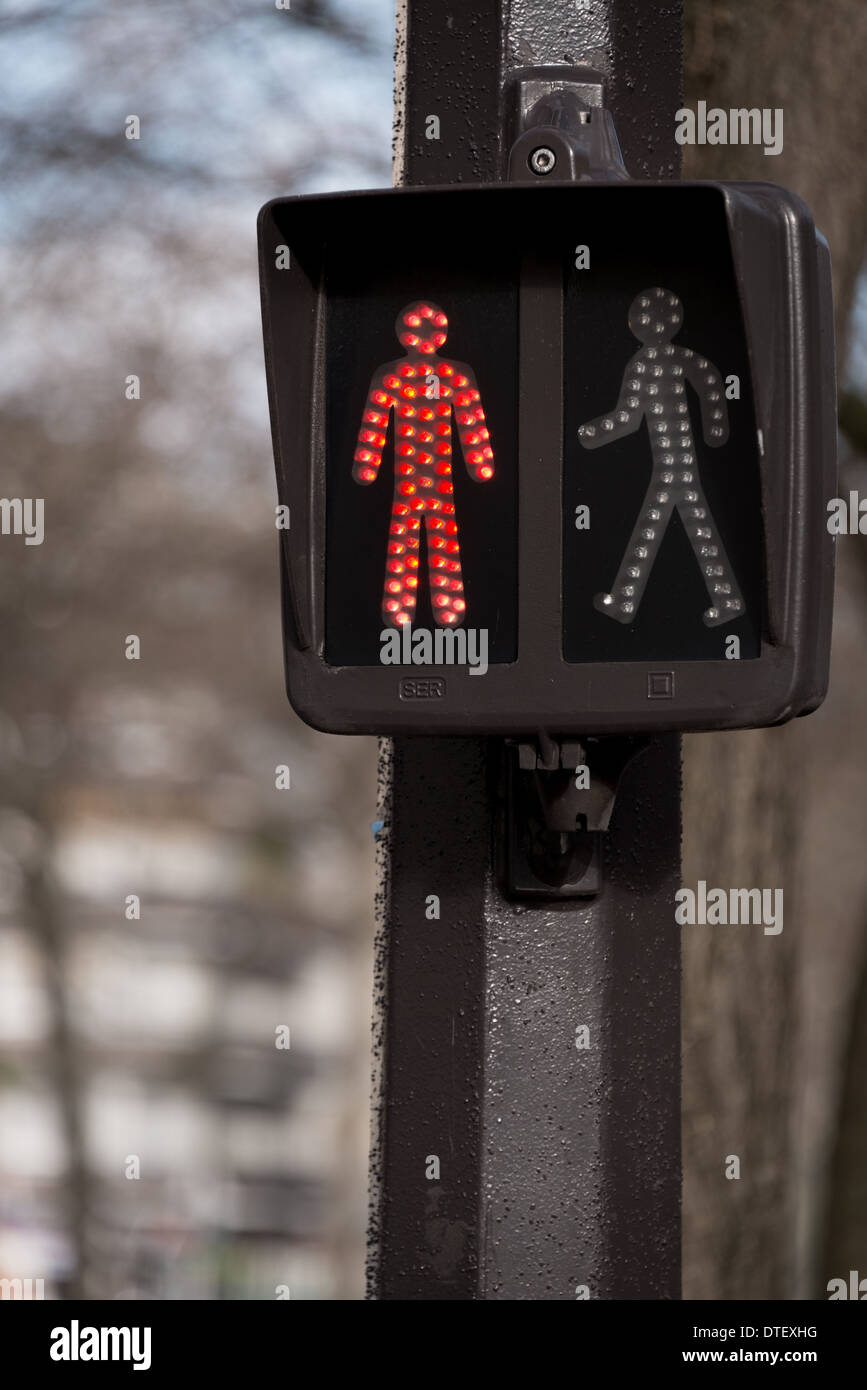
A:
[578, 287, 744, 627]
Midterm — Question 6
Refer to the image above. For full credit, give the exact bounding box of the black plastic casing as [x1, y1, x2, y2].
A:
[258, 181, 836, 737]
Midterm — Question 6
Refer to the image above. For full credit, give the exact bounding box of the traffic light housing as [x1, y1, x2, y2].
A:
[258, 179, 835, 736]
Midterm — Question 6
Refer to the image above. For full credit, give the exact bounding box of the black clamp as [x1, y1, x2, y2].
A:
[506, 65, 630, 183]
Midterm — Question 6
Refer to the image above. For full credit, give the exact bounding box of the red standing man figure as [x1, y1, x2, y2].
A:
[353, 300, 495, 629]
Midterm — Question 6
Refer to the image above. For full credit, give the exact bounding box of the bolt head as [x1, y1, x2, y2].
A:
[529, 146, 556, 176]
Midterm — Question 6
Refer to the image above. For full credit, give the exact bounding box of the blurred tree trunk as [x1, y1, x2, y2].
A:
[682, 0, 867, 1298]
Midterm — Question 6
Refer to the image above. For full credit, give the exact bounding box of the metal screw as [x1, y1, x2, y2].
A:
[529, 146, 556, 176]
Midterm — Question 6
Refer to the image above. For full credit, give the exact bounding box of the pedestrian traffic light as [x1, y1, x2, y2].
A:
[258, 178, 835, 736]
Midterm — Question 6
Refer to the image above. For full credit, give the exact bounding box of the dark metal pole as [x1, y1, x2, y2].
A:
[368, 0, 683, 1300]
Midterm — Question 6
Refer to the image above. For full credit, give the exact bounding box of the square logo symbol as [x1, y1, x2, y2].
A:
[647, 671, 675, 700]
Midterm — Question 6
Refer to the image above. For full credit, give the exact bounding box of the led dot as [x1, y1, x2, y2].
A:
[359, 467, 376, 481]
[479, 465, 494, 479]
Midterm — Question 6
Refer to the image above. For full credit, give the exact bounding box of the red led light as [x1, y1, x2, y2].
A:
[354, 298, 493, 631]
